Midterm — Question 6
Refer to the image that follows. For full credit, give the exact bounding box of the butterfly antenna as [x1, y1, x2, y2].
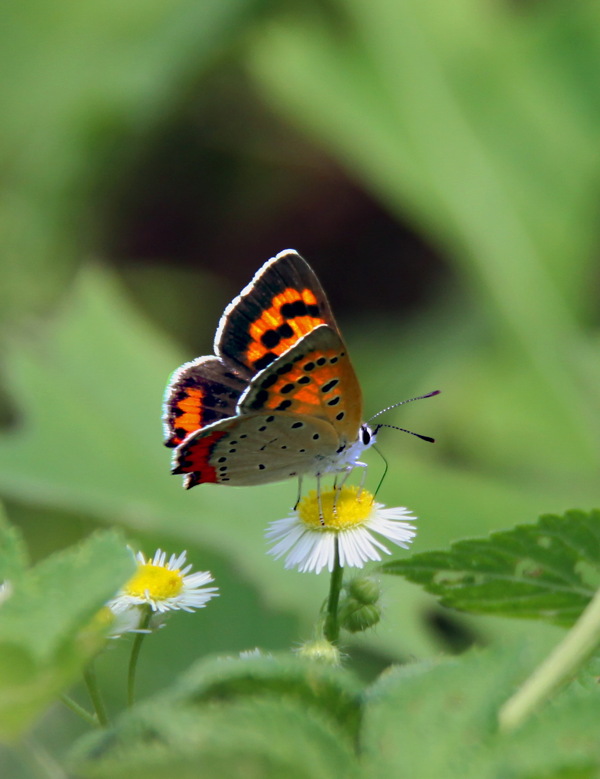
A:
[371, 444, 389, 500]
[373, 423, 435, 443]
[368, 390, 440, 423]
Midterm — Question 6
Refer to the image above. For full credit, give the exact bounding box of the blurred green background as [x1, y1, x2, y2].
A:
[1, 0, 600, 770]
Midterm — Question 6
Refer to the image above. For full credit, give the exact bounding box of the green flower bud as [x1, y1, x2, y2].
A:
[346, 576, 381, 605]
[296, 639, 342, 665]
[339, 601, 382, 633]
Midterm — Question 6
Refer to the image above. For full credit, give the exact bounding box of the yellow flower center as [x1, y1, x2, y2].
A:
[298, 486, 374, 530]
[124, 563, 183, 600]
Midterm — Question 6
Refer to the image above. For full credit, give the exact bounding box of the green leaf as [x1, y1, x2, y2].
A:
[73, 698, 360, 779]
[75, 644, 600, 779]
[360, 646, 600, 779]
[0, 503, 28, 584]
[361, 650, 517, 779]
[72, 655, 362, 779]
[0, 530, 134, 741]
[382, 510, 600, 626]
[169, 653, 363, 742]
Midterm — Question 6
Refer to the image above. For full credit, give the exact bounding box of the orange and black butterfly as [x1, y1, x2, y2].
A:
[164, 250, 437, 489]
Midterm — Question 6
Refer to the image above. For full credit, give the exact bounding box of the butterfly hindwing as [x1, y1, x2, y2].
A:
[215, 249, 339, 374]
[163, 356, 248, 448]
[239, 325, 363, 444]
[172, 412, 340, 487]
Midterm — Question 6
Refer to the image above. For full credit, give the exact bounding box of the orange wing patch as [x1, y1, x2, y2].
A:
[166, 386, 208, 448]
[245, 287, 327, 370]
[163, 356, 247, 448]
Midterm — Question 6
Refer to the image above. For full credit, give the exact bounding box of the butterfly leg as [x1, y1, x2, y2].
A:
[355, 462, 368, 499]
[293, 476, 303, 510]
[316, 473, 325, 526]
[332, 469, 351, 515]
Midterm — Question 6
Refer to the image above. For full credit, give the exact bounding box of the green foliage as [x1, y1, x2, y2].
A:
[360, 649, 600, 779]
[71, 648, 600, 779]
[0, 504, 28, 584]
[170, 653, 363, 739]
[72, 655, 362, 779]
[74, 699, 360, 779]
[0, 0, 262, 326]
[382, 510, 600, 626]
[0, 530, 133, 740]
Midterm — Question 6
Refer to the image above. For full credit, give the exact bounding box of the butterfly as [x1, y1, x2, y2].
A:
[164, 249, 437, 491]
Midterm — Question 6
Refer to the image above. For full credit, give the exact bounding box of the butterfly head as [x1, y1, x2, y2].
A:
[334, 422, 377, 471]
[360, 423, 377, 449]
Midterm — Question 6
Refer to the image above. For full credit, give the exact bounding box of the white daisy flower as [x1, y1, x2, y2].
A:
[107, 549, 218, 618]
[93, 603, 151, 638]
[266, 486, 417, 574]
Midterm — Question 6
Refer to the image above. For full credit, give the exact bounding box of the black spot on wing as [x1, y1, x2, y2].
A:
[280, 300, 320, 319]
[249, 389, 269, 410]
[321, 379, 339, 394]
[261, 372, 278, 389]
[253, 352, 277, 371]
[260, 322, 295, 350]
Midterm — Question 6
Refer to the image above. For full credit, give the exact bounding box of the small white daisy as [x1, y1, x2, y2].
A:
[107, 549, 218, 618]
[266, 486, 417, 574]
[93, 603, 150, 638]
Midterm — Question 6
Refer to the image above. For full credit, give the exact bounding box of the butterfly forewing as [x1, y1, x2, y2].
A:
[239, 325, 362, 445]
[216, 250, 339, 374]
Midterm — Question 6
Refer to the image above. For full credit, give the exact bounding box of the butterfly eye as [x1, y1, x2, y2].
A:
[361, 425, 372, 446]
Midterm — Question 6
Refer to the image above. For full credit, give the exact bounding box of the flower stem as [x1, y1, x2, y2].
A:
[59, 693, 99, 728]
[82, 662, 108, 727]
[323, 538, 344, 644]
[499, 585, 600, 732]
[128, 608, 152, 707]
